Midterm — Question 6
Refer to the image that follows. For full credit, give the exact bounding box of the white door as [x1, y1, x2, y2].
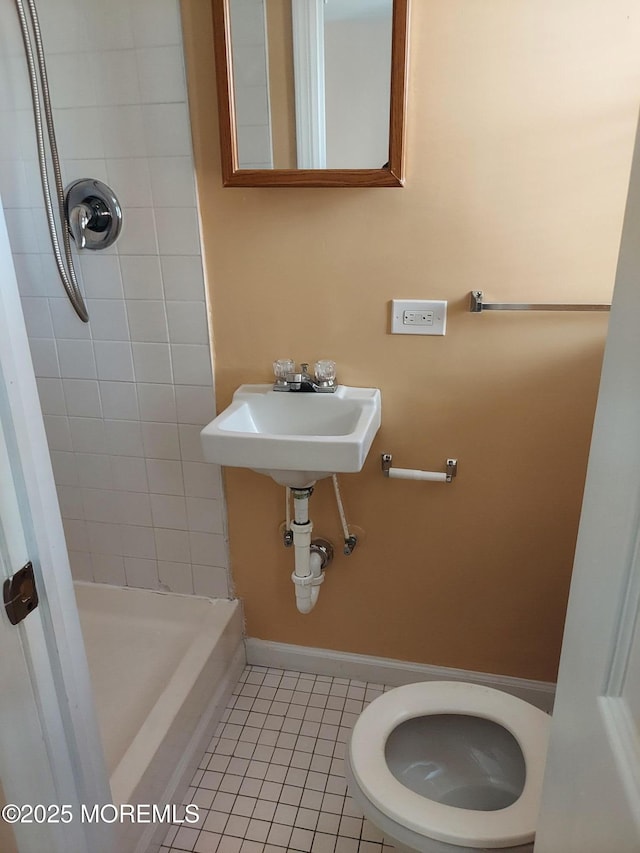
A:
[0, 199, 112, 851]
[534, 119, 640, 850]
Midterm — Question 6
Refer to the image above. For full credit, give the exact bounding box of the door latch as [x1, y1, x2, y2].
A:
[3, 562, 39, 626]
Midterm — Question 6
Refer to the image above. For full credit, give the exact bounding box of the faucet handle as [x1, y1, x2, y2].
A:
[314, 360, 336, 384]
[273, 359, 295, 381]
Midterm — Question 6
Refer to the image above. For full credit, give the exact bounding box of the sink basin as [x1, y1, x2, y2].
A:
[200, 384, 382, 487]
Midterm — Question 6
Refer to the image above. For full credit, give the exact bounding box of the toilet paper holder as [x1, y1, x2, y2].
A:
[381, 453, 458, 483]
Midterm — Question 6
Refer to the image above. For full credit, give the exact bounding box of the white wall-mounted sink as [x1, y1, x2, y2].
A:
[200, 384, 382, 487]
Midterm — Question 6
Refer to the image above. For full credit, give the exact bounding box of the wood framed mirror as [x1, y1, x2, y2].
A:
[212, 0, 410, 187]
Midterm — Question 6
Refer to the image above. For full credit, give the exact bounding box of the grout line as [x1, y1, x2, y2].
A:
[164, 665, 390, 853]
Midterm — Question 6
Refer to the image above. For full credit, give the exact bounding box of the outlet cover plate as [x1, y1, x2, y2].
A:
[390, 299, 447, 335]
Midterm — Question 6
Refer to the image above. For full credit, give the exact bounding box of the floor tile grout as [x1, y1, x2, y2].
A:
[162, 664, 394, 853]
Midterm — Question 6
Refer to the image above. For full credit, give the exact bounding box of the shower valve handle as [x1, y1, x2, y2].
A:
[68, 202, 92, 249]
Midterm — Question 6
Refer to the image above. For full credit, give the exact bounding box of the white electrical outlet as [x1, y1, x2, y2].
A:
[391, 300, 447, 335]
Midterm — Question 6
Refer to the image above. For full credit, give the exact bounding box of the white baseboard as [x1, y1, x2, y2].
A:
[245, 638, 555, 713]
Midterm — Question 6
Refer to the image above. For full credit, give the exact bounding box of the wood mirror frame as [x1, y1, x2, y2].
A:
[212, 0, 410, 187]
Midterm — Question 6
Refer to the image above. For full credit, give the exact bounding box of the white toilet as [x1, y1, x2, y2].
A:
[345, 681, 551, 853]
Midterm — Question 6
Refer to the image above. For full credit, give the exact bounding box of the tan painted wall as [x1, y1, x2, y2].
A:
[182, 0, 640, 682]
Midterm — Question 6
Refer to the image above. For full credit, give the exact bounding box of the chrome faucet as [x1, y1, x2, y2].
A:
[273, 360, 337, 393]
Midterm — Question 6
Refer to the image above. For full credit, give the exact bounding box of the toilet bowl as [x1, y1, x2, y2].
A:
[345, 681, 550, 853]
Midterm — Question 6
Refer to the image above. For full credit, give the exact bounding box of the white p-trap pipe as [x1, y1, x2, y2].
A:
[290, 489, 324, 614]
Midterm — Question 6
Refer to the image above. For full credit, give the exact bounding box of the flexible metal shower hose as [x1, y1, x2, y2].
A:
[14, 0, 89, 322]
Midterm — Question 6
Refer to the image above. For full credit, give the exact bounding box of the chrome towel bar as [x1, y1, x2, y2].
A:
[469, 290, 611, 313]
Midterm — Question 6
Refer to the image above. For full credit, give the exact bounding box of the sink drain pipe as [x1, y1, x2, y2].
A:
[290, 488, 332, 614]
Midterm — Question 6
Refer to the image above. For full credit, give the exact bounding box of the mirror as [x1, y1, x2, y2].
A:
[212, 0, 410, 187]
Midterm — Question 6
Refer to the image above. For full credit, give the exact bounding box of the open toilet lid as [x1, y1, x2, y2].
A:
[348, 681, 550, 849]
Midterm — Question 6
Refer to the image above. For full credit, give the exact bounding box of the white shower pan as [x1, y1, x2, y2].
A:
[75, 582, 244, 853]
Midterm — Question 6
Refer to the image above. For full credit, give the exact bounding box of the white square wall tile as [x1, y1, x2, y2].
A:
[69, 417, 107, 454]
[44, 415, 72, 451]
[154, 528, 190, 563]
[49, 296, 91, 339]
[12, 254, 47, 298]
[87, 299, 129, 341]
[117, 491, 153, 527]
[136, 46, 186, 104]
[183, 461, 223, 499]
[63, 379, 102, 418]
[104, 419, 144, 457]
[99, 105, 146, 159]
[193, 565, 230, 598]
[94, 340, 135, 381]
[178, 424, 206, 462]
[79, 254, 124, 300]
[106, 158, 153, 207]
[116, 205, 159, 255]
[112, 456, 148, 492]
[150, 493, 188, 529]
[68, 551, 93, 582]
[132, 342, 173, 383]
[92, 553, 126, 586]
[161, 256, 206, 302]
[142, 103, 193, 156]
[5, 208, 37, 254]
[21, 296, 54, 338]
[121, 524, 156, 559]
[36, 378, 66, 415]
[186, 497, 224, 535]
[171, 344, 212, 386]
[138, 383, 177, 422]
[46, 52, 97, 108]
[131, 0, 182, 47]
[189, 532, 227, 568]
[127, 299, 168, 342]
[149, 157, 196, 208]
[167, 301, 209, 345]
[76, 453, 114, 489]
[50, 451, 78, 487]
[158, 560, 193, 595]
[54, 107, 105, 159]
[146, 458, 184, 495]
[99, 381, 139, 420]
[141, 422, 180, 460]
[29, 338, 60, 378]
[155, 207, 201, 256]
[57, 485, 84, 520]
[63, 518, 89, 552]
[86, 0, 134, 50]
[94, 49, 141, 107]
[57, 339, 97, 379]
[87, 521, 122, 556]
[120, 255, 164, 300]
[124, 557, 159, 589]
[176, 385, 215, 425]
[81, 488, 119, 524]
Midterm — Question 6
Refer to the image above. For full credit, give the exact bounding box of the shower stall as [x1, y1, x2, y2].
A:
[0, 1, 244, 850]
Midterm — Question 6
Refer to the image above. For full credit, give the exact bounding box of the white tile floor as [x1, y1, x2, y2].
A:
[160, 666, 395, 853]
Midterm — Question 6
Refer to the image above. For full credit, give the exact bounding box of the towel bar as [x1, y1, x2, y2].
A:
[469, 290, 611, 313]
